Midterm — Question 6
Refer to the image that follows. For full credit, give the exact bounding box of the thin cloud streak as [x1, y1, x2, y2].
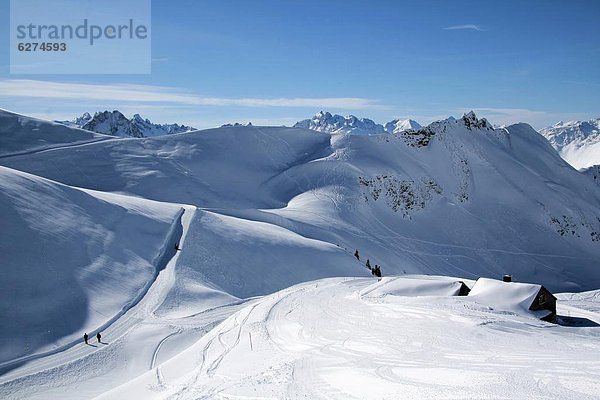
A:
[443, 24, 484, 31]
[0, 79, 385, 110]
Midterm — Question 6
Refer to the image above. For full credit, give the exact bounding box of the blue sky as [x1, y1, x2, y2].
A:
[0, 0, 599, 129]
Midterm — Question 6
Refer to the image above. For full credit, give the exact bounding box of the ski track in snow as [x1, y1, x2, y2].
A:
[0, 136, 116, 160]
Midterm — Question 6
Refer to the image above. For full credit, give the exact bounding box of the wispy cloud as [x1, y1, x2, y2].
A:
[443, 24, 485, 32]
[0, 79, 385, 110]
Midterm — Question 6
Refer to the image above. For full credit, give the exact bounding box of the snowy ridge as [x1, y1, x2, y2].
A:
[2, 112, 600, 293]
[580, 164, 600, 185]
[0, 166, 185, 364]
[0, 109, 112, 157]
[58, 110, 197, 138]
[540, 118, 600, 169]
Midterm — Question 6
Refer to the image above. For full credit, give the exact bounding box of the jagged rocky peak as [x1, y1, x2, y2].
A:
[83, 110, 136, 137]
[294, 111, 385, 135]
[132, 113, 149, 123]
[460, 111, 492, 130]
[221, 122, 253, 128]
[62, 111, 196, 138]
[75, 112, 93, 125]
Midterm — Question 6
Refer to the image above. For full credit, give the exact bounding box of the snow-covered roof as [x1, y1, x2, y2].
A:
[361, 275, 471, 299]
[468, 278, 552, 319]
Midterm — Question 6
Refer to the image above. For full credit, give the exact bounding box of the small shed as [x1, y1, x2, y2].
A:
[468, 277, 557, 321]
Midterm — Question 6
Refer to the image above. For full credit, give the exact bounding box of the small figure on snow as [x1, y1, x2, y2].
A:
[97, 332, 102, 343]
[83, 333, 88, 345]
[174, 243, 180, 251]
[354, 249, 360, 260]
[366, 259, 371, 270]
[372, 265, 382, 278]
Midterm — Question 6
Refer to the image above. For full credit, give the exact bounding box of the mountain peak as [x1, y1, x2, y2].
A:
[295, 111, 427, 136]
[384, 119, 422, 134]
[59, 111, 196, 138]
[294, 112, 385, 135]
[460, 111, 492, 130]
[540, 118, 600, 169]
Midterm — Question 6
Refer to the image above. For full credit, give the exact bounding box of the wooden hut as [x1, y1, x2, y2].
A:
[468, 277, 557, 321]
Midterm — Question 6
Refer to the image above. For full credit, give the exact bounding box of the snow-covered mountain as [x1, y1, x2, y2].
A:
[539, 118, 600, 169]
[384, 118, 422, 133]
[2, 109, 598, 292]
[294, 111, 386, 135]
[294, 111, 422, 135]
[58, 110, 197, 138]
[2, 109, 600, 398]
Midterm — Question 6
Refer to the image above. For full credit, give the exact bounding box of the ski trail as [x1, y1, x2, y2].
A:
[205, 303, 259, 375]
[150, 329, 183, 370]
[0, 136, 116, 159]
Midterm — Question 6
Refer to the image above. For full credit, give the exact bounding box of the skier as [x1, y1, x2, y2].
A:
[83, 333, 88, 345]
[354, 249, 360, 260]
[366, 259, 371, 270]
[97, 332, 102, 343]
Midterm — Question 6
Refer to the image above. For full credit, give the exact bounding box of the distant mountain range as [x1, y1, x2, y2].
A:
[539, 118, 600, 169]
[294, 112, 600, 171]
[57, 110, 600, 171]
[57, 110, 197, 138]
[294, 111, 421, 135]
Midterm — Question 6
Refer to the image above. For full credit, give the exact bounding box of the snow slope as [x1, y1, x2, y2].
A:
[0, 166, 184, 364]
[580, 164, 600, 184]
[95, 276, 600, 400]
[1, 109, 600, 399]
[540, 118, 600, 169]
[2, 113, 600, 292]
[0, 109, 112, 157]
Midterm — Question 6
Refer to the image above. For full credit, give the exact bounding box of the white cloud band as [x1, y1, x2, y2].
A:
[0, 79, 383, 110]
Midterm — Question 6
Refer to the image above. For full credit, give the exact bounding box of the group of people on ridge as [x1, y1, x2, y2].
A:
[354, 249, 382, 277]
